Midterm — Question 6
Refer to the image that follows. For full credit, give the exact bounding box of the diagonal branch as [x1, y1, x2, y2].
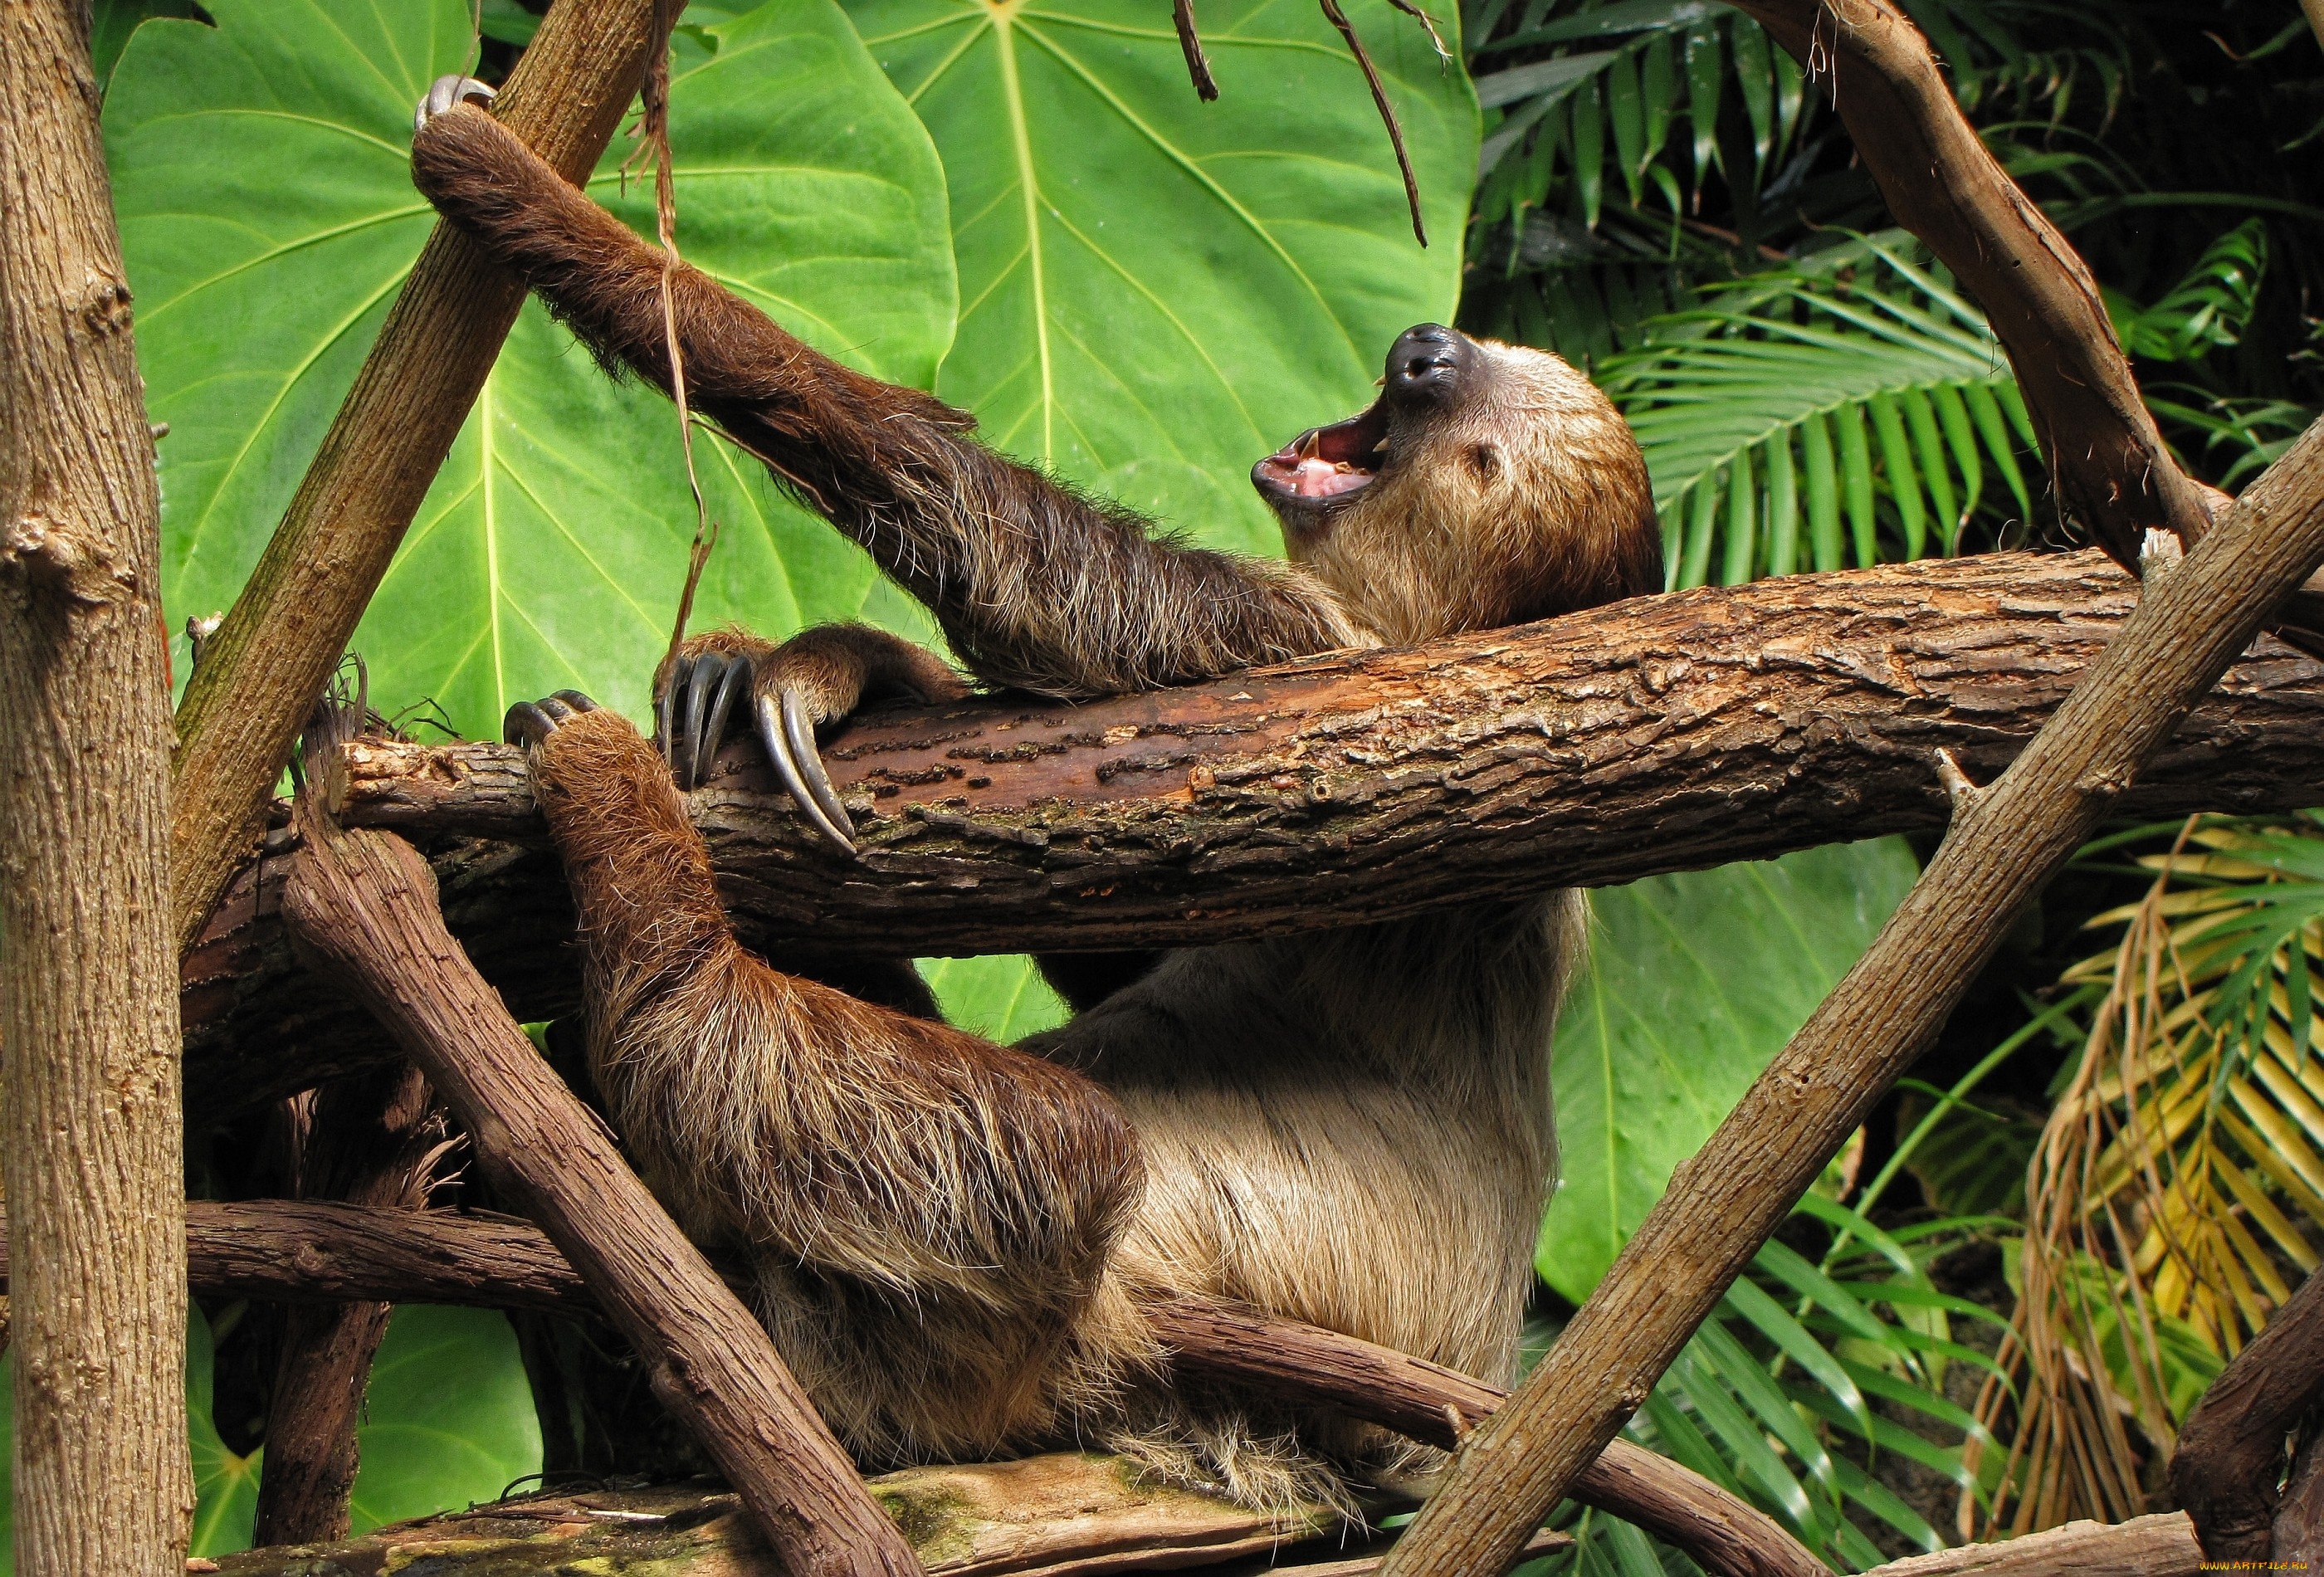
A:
[1371, 416, 2324, 1570]
[1721, 0, 2324, 648]
[279, 807, 920, 1576]
[165, 0, 673, 959]
[2170, 1266, 2324, 1560]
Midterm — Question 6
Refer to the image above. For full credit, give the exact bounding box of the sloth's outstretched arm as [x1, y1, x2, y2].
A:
[413, 100, 1355, 696]
[505, 695, 1141, 1314]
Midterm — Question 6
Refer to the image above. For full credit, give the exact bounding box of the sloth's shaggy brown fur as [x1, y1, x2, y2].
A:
[414, 102, 1660, 1514]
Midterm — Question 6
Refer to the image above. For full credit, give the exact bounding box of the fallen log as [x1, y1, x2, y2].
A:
[1859, 1514, 2200, 1576]
[201, 1458, 1356, 1577]
[179, 550, 2324, 1122]
[2, 1199, 1822, 1577]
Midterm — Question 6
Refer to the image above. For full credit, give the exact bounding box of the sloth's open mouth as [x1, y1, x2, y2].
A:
[1250, 399, 1390, 510]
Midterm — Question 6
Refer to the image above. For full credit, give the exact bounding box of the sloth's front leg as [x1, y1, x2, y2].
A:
[500, 691, 1140, 1338]
[652, 624, 966, 850]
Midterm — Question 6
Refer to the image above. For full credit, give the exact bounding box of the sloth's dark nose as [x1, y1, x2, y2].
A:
[1385, 323, 1467, 406]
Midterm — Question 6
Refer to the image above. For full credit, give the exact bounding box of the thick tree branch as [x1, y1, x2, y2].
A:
[1373, 424, 2324, 1573]
[1723, 0, 2324, 647]
[2170, 1267, 2324, 1560]
[0, 1199, 1819, 1577]
[178, 550, 2324, 1124]
[251, 1064, 444, 1547]
[165, 0, 671, 958]
[279, 812, 921, 1577]
[0, 2, 192, 1569]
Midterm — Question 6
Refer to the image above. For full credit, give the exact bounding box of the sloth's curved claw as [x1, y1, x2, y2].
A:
[416, 74, 496, 137]
[506, 691, 593, 749]
[503, 700, 560, 749]
[756, 686, 857, 857]
[696, 657, 751, 791]
[679, 652, 730, 791]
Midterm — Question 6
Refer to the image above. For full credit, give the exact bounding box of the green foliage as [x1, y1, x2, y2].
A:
[110, 0, 956, 739]
[1632, 1205, 2009, 1567]
[1538, 838, 1920, 1301]
[1468, 0, 1813, 240]
[848, 0, 1478, 555]
[919, 955, 1070, 1041]
[0, 1305, 537, 1571]
[1531, 841, 2041, 1567]
[2106, 219, 2267, 364]
[1602, 240, 2038, 585]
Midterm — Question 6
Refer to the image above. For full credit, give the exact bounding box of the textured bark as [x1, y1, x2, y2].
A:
[205, 1457, 1345, 1577]
[2278, 1428, 2324, 1570]
[251, 1064, 442, 1547]
[193, 1483, 2195, 1577]
[0, 2, 193, 1570]
[165, 0, 671, 957]
[1375, 426, 2324, 1575]
[1725, 0, 2324, 646]
[0, 1199, 1824, 1577]
[2170, 1267, 2324, 1560]
[1858, 1515, 2200, 1576]
[278, 816, 922, 1577]
[175, 550, 2324, 1124]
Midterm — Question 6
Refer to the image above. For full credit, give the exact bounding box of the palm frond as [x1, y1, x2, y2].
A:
[1971, 815, 2324, 1534]
[2107, 218, 2268, 364]
[1470, 1, 1811, 230]
[1605, 1199, 2007, 1569]
[1596, 239, 2038, 588]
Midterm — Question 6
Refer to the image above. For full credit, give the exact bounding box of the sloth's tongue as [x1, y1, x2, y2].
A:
[1288, 453, 1372, 498]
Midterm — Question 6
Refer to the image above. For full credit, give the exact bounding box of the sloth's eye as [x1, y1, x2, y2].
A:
[1468, 444, 1501, 481]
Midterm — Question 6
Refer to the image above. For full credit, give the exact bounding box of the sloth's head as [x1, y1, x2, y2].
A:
[1252, 324, 1662, 646]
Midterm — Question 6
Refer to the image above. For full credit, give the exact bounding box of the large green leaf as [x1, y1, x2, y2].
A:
[343, 1305, 541, 1533]
[850, 0, 1480, 555]
[110, 0, 954, 739]
[1538, 838, 1919, 1303]
[920, 954, 1070, 1040]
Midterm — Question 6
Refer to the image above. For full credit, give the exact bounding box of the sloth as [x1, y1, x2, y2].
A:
[409, 77, 1660, 1512]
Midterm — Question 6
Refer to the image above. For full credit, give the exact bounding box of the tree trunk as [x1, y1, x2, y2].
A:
[0, 2, 193, 1570]
[175, 549, 2324, 1125]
